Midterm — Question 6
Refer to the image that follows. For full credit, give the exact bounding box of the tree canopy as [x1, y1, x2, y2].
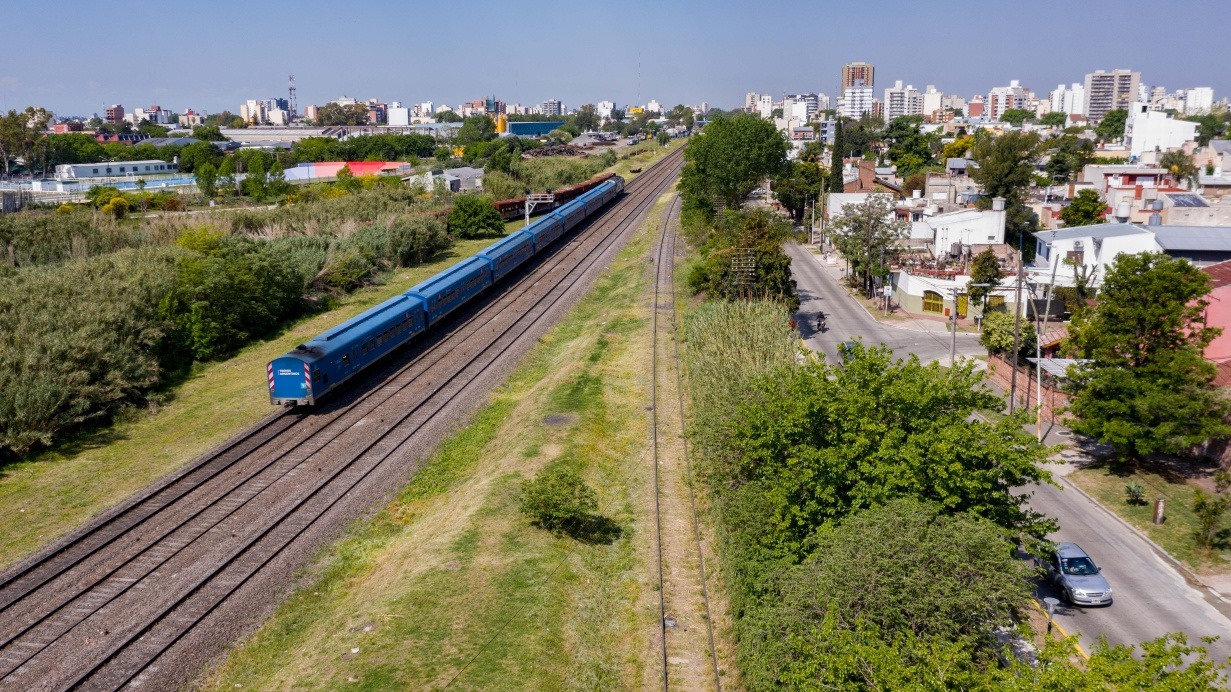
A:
[679, 114, 788, 214]
[1067, 252, 1231, 461]
[1061, 188, 1107, 227]
[970, 130, 1044, 253]
[1096, 108, 1129, 142]
[829, 195, 908, 296]
[456, 115, 497, 146]
[998, 108, 1036, 127]
[447, 194, 504, 239]
[313, 102, 370, 126]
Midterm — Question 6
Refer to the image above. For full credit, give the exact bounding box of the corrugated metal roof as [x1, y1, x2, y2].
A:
[1202, 259, 1231, 289]
[1151, 225, 1231, 251]
[1026, 357, 1092, 379]
[1211, 140, 1231, 156]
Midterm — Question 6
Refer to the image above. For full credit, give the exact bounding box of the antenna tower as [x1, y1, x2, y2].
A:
[288, 75, 297, 117]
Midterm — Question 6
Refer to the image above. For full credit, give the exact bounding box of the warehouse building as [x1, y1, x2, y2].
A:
[54, 160, 178, 181]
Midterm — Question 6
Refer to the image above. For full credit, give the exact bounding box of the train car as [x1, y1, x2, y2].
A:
[268, 294, 427, 405]
[407, 255, 494, 326]
[523, 213, 566, 250]
[476, 230, 535, 282]
[493, 196, 526, 220]
[581, 186, 608, 216]
[553, 198, 588, 232]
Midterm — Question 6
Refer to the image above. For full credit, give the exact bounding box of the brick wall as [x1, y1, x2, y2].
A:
[985, 353, 1071, 424]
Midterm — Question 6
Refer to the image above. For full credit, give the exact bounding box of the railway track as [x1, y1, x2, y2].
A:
[0, 148, 685, 691]
[648, 193, 722, 690]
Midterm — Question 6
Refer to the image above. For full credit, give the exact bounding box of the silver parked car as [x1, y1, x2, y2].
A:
[1040, 542, 1113, 606]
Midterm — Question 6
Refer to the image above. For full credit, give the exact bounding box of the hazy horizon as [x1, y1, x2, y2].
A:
[3, 0, 1227, 117]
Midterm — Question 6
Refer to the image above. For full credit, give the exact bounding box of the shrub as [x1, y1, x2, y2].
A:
[447, 194, 503, 239]
[1125, 482, 1146, 505]
[518, 465, 598, 535]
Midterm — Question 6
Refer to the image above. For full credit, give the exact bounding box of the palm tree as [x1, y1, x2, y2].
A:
[1159, 149, 1199, 190]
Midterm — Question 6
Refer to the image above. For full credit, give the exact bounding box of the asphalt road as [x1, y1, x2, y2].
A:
[789, 242, 1231, 662]
[785, 242, 983, 365]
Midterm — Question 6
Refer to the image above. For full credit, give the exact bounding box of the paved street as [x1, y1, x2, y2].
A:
[789, 242, 1231, 662]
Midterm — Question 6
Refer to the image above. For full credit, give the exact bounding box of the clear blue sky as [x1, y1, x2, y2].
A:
[3, 0, 1227, 117]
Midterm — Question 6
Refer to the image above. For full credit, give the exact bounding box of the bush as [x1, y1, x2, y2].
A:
[518, 465, 598, 535]
[447, 194, 504, 239]
[1126, 481, 1146, 505]
[979, 309, 1036, 361]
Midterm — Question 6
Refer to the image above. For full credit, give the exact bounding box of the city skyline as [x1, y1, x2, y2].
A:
[2, 0, 1228, 116]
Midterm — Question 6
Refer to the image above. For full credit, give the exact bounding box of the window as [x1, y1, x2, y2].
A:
[92, 168, 99, 174]
[342, 354, 350, 366]
[923, 290, 943, 314]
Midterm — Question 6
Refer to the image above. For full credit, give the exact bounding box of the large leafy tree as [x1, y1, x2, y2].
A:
[969, 130, 1044, 254]
[1096, 108, 1129, 142]
[1045, 134, 1095, 183]
[728, 344, 1053, 552]
[1067, 252, 1231, 462]
[967, 247, 1004, 307]
[456, 114, 497, 146]
[998, 108, 1036, 127]
[828, 195, 908, 295]
[572, 104, 600, 132]
[1061, 188, 1107, 227]
[313, 102, 370, 126]
[679, 113, 788, 214]
[0, 106, 53, 175]
[686, 209, 799, 308]
[772, 161, 824, 224]
[882, 115, 938, 176]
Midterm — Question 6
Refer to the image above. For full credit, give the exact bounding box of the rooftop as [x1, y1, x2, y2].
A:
[1148, 225, 1231, 252]
[1034, 221, 1152, 242]
[1202, 259, 1231, 290]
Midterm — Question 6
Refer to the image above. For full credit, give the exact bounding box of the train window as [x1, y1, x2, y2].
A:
[342, 354, 350, 366]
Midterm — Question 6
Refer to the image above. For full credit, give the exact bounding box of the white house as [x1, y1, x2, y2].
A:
[1125, 103, 1199, 158]
[911, 204, 1007, 254]
[1031, 222, 1162, 288]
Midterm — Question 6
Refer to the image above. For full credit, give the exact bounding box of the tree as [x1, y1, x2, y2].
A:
[1160, 149, 1199, 189]
[882, 115, 938, 176]
[729, 344, 1054, 548]
[177, 141, 222, 174]
[1040, 111, 1069, 127]
[1184, 108, 1230, 147]
[679, 113, 788, 214]
[941, 134, 974, 162]
[829, 119, 845, 193]
[1061, 188, 1108, 227]
[829, 195, 908, 296]
[667, 104, 695, 130]
[1045, 134, 1095, 183]
[266, 160, 290, 198]
[1067, 252, 1231, 462]
[518, 465, 598, 535]
[191, 125, 227, 142]
[772, 498, 1034, 647]
[313, 102, 370, 126]
[334, 164, 361, 192]
[656, 130, 670, 146]
[195, 162, 218, 198]
[456, 115, 497, 146]
[773, 161, 824, 224]
[999, 108, 1036, 127]
[447, 194, 503, 238]
[487, 146, 513, 174]
[216, 156, 236, 196]
[1096, 108, 1129, 142]
[0, 106, 53, 175]
[686, 210, 799, 308]
[435, 109, 462, 123]
[967, 247, 1004, 307]
[573, 104, 600, 132]
[969, 130, 1044, 253]
[242, 157, 266, 199]
[980, 309, 1036, 361]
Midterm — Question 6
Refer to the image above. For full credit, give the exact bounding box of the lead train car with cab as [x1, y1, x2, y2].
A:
[268, 176, 624, 405]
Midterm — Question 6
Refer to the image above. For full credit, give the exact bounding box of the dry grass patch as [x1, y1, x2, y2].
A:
[202, 194, 676, 690]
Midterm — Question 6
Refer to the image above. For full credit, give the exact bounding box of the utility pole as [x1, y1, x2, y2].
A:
[1009, 255, 1024, 413]
[1036, 244, 1059, 441]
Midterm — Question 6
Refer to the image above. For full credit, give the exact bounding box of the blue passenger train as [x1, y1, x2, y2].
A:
[268, 175, 624, 405]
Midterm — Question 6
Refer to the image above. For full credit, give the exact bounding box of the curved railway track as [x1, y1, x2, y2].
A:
[0, 148, 685, 691]
[649, 193, 722, 690]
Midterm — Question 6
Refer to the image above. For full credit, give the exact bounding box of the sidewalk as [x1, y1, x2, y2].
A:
[803, 245, 979, 336]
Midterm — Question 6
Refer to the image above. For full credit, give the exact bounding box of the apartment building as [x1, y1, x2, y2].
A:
[987, 80, 1032, 120]
[883, 81, 922, 122]
[1084, 69, 1140, 121]
[842, 62, 875, 90]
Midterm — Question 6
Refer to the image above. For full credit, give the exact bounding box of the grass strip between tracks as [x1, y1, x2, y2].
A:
[200, 192, 675, 690]
[0, 143, 682, 573]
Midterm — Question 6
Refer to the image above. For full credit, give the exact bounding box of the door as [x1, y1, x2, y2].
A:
[957, 294, 968, 318]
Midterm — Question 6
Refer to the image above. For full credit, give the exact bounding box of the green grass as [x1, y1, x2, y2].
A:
[1068, 464, 1231, 573]
[0, 237, 501, 569]
[200, 193, 675, 690]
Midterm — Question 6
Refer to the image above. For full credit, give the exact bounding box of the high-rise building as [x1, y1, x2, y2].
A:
[883, 81, 922, 122]
[921, 85, 943, 120]
[1184, 87, 1215, 114]
[756, 94, 773, 119]
[596, 100, 616, 119]
[541, 99, 564, 116]
[966, 95, 985, 118]
[744, 92, 760, 114]
[841, 83, 874, 119]
[842, 62, 875, 90]
[987, 80, 1032, 120]
[105, 104, 124, 124]
[1049, 83, 1086, 116]
[1083, 69, 1140, 121]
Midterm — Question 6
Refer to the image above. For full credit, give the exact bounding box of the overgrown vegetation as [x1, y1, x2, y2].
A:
[683, 301, 1226, 687]
[686, 209, 800, 309]
[0, 186, 452, 460]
